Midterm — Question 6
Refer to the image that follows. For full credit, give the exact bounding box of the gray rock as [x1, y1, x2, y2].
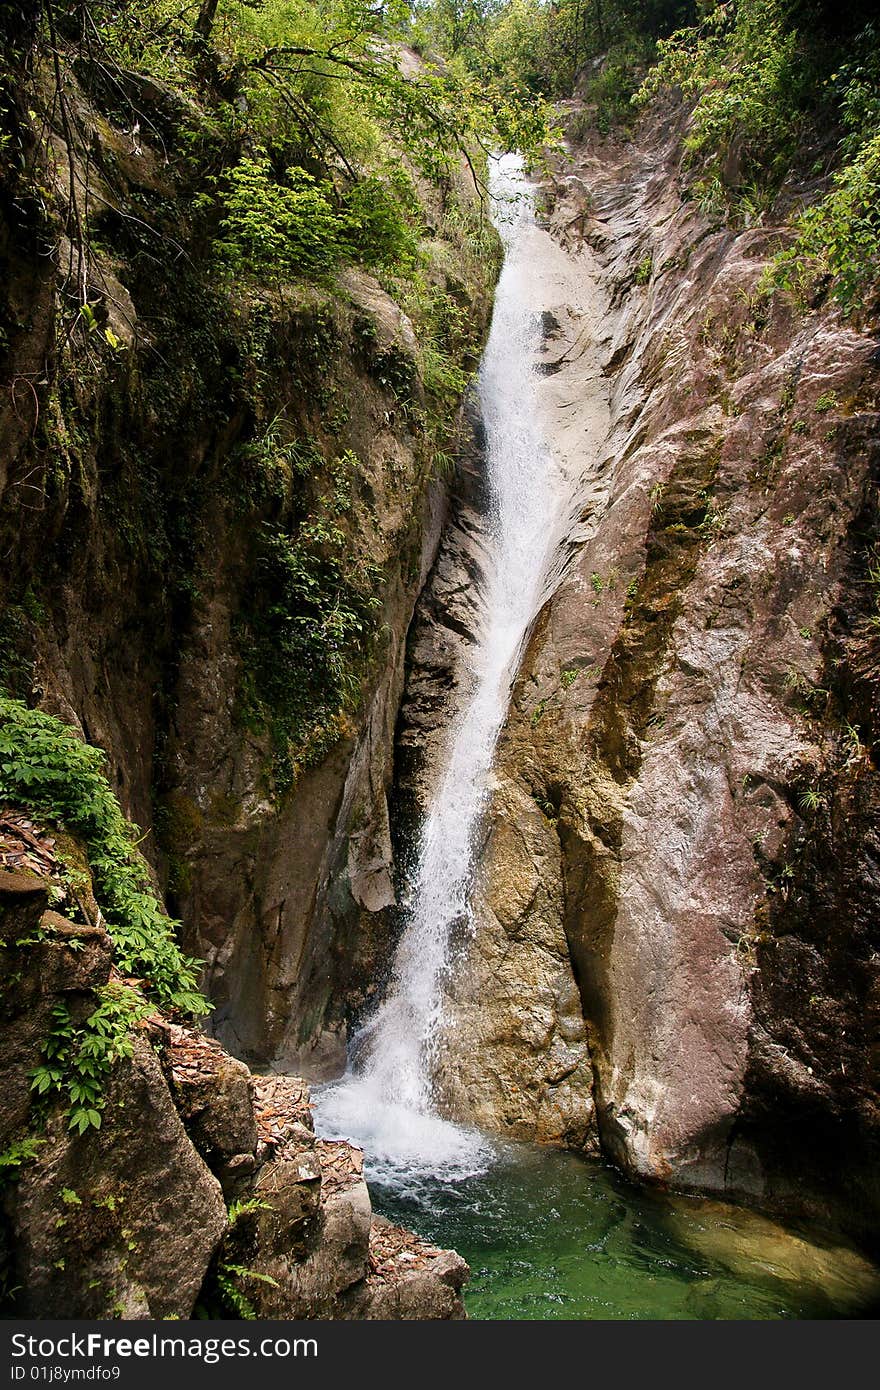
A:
[10, 1037, 227, 1318]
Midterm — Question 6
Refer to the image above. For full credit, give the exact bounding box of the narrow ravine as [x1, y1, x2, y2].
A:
[313, 152, 880, 1322]
[316, 153, 606, 1179]
[7, 1, 880, 1325]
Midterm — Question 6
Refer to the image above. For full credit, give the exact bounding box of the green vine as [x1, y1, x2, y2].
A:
[31, 986, 151, 1135]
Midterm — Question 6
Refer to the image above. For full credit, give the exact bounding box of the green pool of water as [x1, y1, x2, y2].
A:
[370, 1143, 880, 1320]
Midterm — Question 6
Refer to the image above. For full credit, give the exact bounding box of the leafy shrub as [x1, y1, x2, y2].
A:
[343, 172, 420, 269]
[581, 37, 656, 135]
[0, 694, 208, 1014]
[769, 24, 880, 310]
[215, 155, 425, 282]
[0, 1135, 44, 1189]
[638, 7, 880, 303]
[214, 151, 343, 281]
[227, 419, 324, 513]
[835, 23, 880, 156]
[771, 133, 880, 309]
[637, 0, 803, 199]
[31, 987, 151, 1134]
[421, 343, 467, 400]
[635, 253, 654, 285]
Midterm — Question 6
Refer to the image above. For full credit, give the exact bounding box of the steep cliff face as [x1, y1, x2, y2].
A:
[383, 107, 880, 1247]
[539, 116, 879, 1246]
[155, 270, 453, 1077]
[0, 53, 496, 1079]
[391, 219, 614, 1152]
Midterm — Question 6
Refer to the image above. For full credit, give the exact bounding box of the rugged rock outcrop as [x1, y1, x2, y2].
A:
[159, 270, 454, 1078]
[378, 107, 880, 1249]
[0, 848, 468, 1319]
[527, 115, 880, 1248]
[390, 209, 617, 1152]
[211, 1075, 467, 1318]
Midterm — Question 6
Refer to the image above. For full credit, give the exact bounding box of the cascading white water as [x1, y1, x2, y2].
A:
[315, 154, 592, 1184]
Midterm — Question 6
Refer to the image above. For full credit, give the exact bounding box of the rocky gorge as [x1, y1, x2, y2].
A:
[2, 1, 880, 1321]
[399, 109, 880, 1250]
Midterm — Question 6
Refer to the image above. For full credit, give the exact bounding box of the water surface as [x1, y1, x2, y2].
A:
[366, 1141, 880, 1320]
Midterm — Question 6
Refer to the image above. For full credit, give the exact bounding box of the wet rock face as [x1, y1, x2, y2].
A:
[385, 213, 616, 1149]
[392, 404, 493, 841]
[155, 272, 458, 1077]
[434, 791, 597, 1150]
[487, 120, 879, 1239]
[0, 59, 497, 1082]
[11, 1037, 229, 1319]
[385, 111, 880, 1244]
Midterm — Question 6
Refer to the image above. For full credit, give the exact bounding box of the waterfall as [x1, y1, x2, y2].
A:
[315, 154, 588, 1184]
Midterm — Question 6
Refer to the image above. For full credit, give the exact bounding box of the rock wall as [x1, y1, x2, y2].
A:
[390, 225, 615, 1151]
[381, 107, 880, 1249]
[0, 58, 496, 1079]
[156, 270, 454, 1077]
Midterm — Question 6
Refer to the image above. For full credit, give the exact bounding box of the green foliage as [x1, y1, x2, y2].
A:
[584, 35, 658, 135]
[214, 1263, 278, 1321]
[798, 786, 822, 813]
[31, 986, 151, 1135]
[0, 1135, 44, 1189]
[237, 456, 385, 790]
[464, 0, 692, 103]
[31, 0, 554, 358]
[214, 0, 552, 177]
[635, 253, 654, 285]
[637, 0, 803, 203]
[226, 1196, 271, 1224]
[227, 421, 326, 514]
[421, 343, 468, 400]
[213, 152, 344, 282]
[343, 171, 420, 269]
[835, 24, 880, 156]
[636, 6, 880, 307]
[771, 131, 880, 311]
[484, 0, 553, 94]
[0, 587, 44, 699]
[384, 230, 496, 410]
[196, 1197, 277, 1318]
[0, 694, 209, 1015]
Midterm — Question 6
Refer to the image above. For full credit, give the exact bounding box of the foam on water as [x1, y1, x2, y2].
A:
[315, 1077, 495, 1190]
